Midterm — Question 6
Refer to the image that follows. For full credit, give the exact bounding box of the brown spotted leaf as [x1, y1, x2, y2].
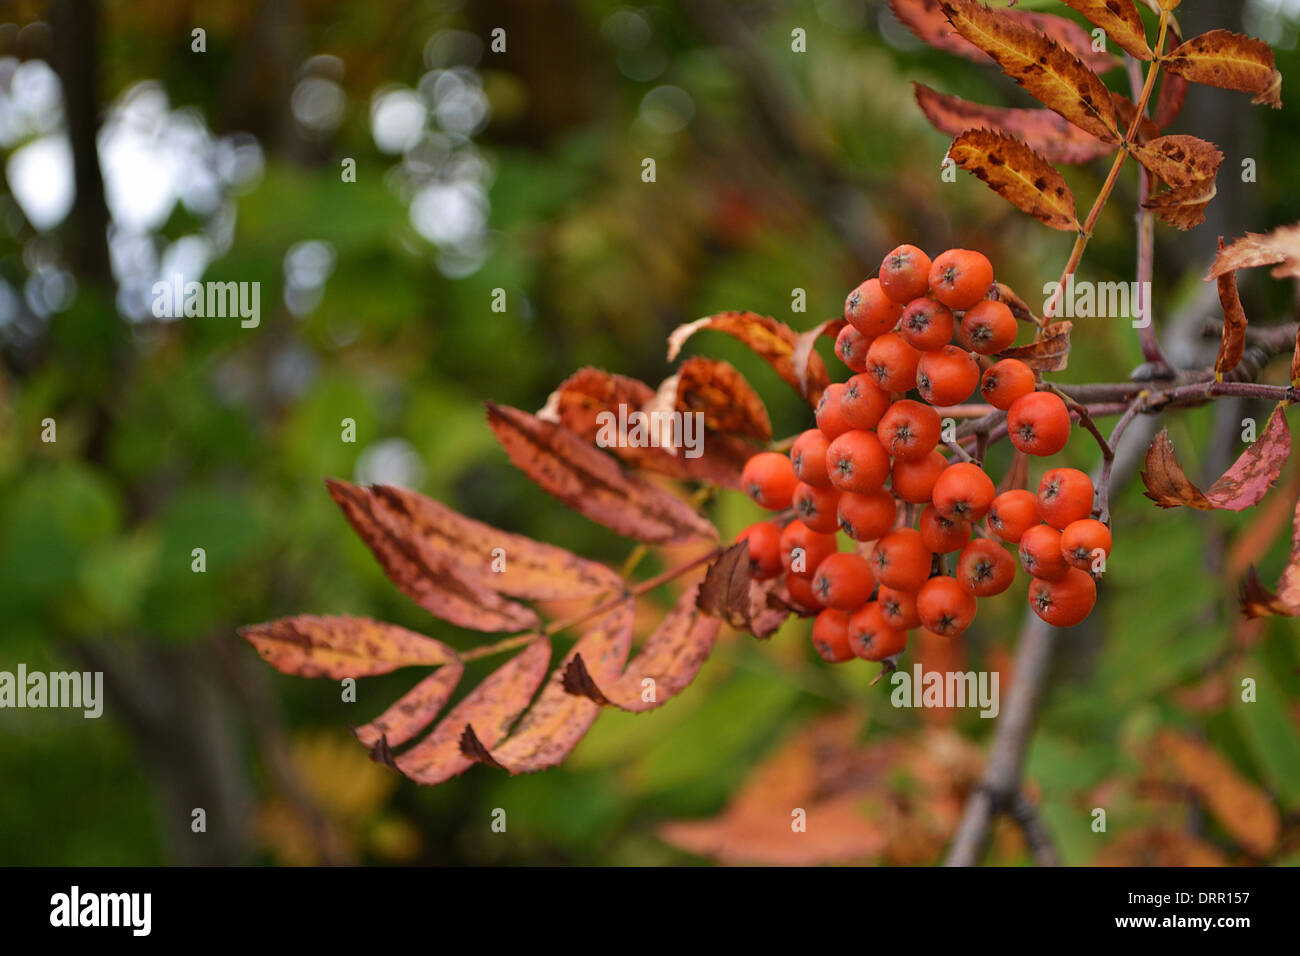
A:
[240, 615, 457, 679]
[938, 0, 1121, 142]
[563, 583, 721, 712]
[675, 357, 772, 441]
[1130, 135, 1223, 189]
[354, 481, 624, 601]
[1207, 223, 1300, 281]
[1140, 428, 1212, 509]
[1214, 238, 1247, 377]
[1204, 403, 1290, 511]
[913, 84, 1117, 164]
[1163, 30, 1283, 108]
[948, 129, 1079, 231]
[462, 601, 634, 772]
[485, 402, 717, 544]
[326, 479, 540, 632]
[394, 638, 551, 786]
[354, 662, 464, 750]
[891, 0, 1114, 73]
[996, 321, 1072, 371]
[1157, 730, 1281, 857]
[793, 319, 846, 398]
[1060, 0, 1152, 60]
[1143, 176, 1216, 230]
[667, 311, 830, 407]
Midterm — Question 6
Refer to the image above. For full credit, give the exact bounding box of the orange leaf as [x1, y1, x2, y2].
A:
[239, 615, 457, 679]
[461, 602, 634, 772]
[1157, 730, 1281, 857]
[667, 310, 830, 407]
[938, 0, 1121, 142]
[485, 402, 718, 545]
[1140, 427, 1210, 509]
[913, 83, 1116, 164]
[1213, 238, 1247, 377]
[1142, 176, 1216, 230]
[353, 662, 464, 750]
[891, 0, 1114, 73]
[948, 129, 1079, 231]
[1059, 0, 1152, 60]
[997, 321, 1072, 371]
[563, 583, 720, 712]
[1206, 222, 1300, 281]
[673, 356, 772, 441]
[1130, 134, 1223, 188]
[1163, 30, 1283, 108]
[326, 479, 540, 632]
[395, 638, 551, 785]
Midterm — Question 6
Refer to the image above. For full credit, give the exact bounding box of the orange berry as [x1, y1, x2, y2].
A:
[916, 344, 980, 406]
[793, 482, 842, 534]
[742, 452, 799, 510]
[917, 576, 977, 637]
[899, 297, 954, 352]
[790, 429, 832, 488]
[870, 528, 932, 591]
[919, 503, 972, 554]
[929, 248, 994, 310]
[980, 358, 1036, 411]
[878, 399, 941, 461]
[955, 538, 1015, 597]
[835, 324, 872, 373]
[785, 571, 826, 611]
[879, 244, 932, 303]
[1007, 391, 1071, 457]
[780, 521, 839, 579]
[865, 331, 923, 393]
[1018, 523, 1068, 581]
[812, 552, 875, 610]
[845, 277, 904, 336]
[1037, 467, 1095, 530]
[837, 488, 897, 542]
[848, 602, 908, 661]
[840, 373, 891, 429]
[826, 429, 890, 493]
[812, 608, 854, 663]
[815, 382, 853, 439]
[960, 299, 1017, 354]
[987, 489, 1040, 543]
[1028, 567, 1097, 627]
[931, 461, 996, 522]
[1061, 518, 1111, 570]
[891, 449, 948, 504]
[877, 585, 921, 630]
[738, 521, 783, 579]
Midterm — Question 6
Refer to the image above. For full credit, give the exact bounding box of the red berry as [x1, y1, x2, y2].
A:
[837, 488, 897, 542]
[1028, 567, 1097, 627]
[919, 503, 972, 554]
[916, 344, 980, 406]
[790, 428, 833, 488]
[845, 277, 904, 336]
[812, 608, 855, 662]
[815, 382, 853, 440]
[960, 300, 1017, 354]
[738, 521, 783, 579]
[929, 249, 994, 311]
[840, 373, 891, 429]
[826, 429, 890, 493]
[1061, 518, 1111, 570]
[988, 489, 1040, 544]
[835, 325, 872, 373]
[891, 449, 948, 504]
[877, 585, 921, 630]
[1007, 391, 1071, 457]
[878, 399, 941, 462]
[917, 575, 977, 637]
[786, 572, 826, 611]
[931, 461, 996, 522]
[865, 331, 923, 393]
[742, 452, 799, 511]
[780, 520, 839, 579]
[870, 528, 931, 591]
[899, 297, 954, 352]
[793, 482, 842, 534]
[1037, 467, 1095, 530]
[1018, 523, 1069, 581]
[955, 538, 1015, 597]
[880, 244, 932, 303]
[847, 602, 908, 661]
[812, 552, 875, 610]
[980, 358, 1036, 411]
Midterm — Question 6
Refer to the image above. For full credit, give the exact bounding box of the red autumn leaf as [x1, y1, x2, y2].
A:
[938, 0, 1121, 143]
[1142, 407, 1290, 512]
[666, 310, 830, 407]
[486, 402, 718, 545]
[563, 583, 720, 713]
[326, 478, 540, 632]
[239, 615, 457, 679]
[1163, 29, 1283, 108]
[394, 638, 552, 786]
[461, 601, 634, 773]
[997, 321, 1072, 371]
[353, 662, 465, 751]
[1143, 176, 1217, 231]
[1214, 238, 1247, 378]
[1152, 71, 1189, 130]
[912, 83, 1117, 164]
[1206, 222, 1300, 281]
[670, 356, 772, 441]
[793, 319, 846, 398]
[1059, 0, 1152, 61]
[947, 129, 1079, 231]
[1130, 135, 1223, 189]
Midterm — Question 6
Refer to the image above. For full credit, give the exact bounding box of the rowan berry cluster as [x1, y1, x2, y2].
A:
[737, 244, 1110, 667]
